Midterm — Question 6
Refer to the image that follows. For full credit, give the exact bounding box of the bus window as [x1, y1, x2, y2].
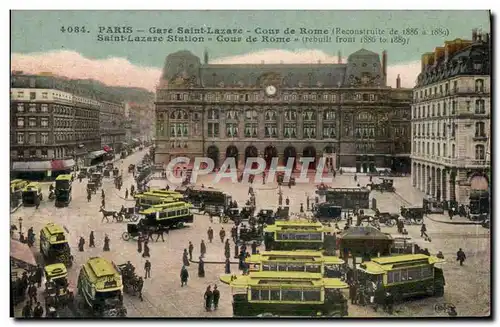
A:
[168, 211, 175, 217]
[268, 263, 277, 271]
[278, 263, 287, 272]
[159, 212, 167, 219]
[309, 233, 322, 240]
[270, 289, 280, 301]
[421, 265, 433, 278]
[262, 264, 271, 271]
[303, 290, 321, 302]
[251, 289, 260, 300]
[399, 270, 408, 282]
[407, 267, 422, 281]
[295, 233, 310, 241]
[305, 264, 321, 273]
[260, 289, 270, 300]
[282, 290, 301, 301]
[287, 264, 306, 272]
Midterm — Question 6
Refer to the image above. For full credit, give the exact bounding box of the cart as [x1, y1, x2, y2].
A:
[400, 206, 424, 224]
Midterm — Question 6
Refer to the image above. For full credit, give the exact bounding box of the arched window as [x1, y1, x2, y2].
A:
[323, 110, 336, 121]
[170, 109, 188, 120]
[245, 110, 258, 121]
[208, 109, 219, 120]
[303, 110, 316, 121]
[265, 110, 277, 121]
[475, 100, 485, 114]
[284, 110, 297, 121]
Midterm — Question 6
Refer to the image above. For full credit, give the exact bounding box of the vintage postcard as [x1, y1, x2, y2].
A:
[9, 10, 491, 318]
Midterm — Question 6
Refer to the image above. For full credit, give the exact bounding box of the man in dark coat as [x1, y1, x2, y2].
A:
[207, 227, 214, 243]
[224, 239, 231, 259]
[34, 265, 43, 288]
[188, 241, 194, 260]
[33, 301, 44, 317]
[198, 257, 205, 277]
[143, 241, 150, 258]
[349, 282, 358, 304]
[448, 208, 454, 220]
[204, 286, 213, 311]
[87, 192, 91, 202]
[219, 228, 226, 243]
[200, 240, 207, 257]
[136, 277, 144, 301]
[103, 234, 110, 251]
[285, 197, 290, 206]
[180, 266, 189, 287]
[251, 241, 258, 255]
[125, 188, 129, 199]
[457, 248, 466, 265]
[78, 236, 85, 252]
[89, 231, 95, 247]
[420, 223, 427, 238]
[22, 301, 32, 318]
[225, 258, 231, 274]
[144, 260, 151, 279]
[28, 283, 37, 304]
[212, 285, 220, 310]
[373, 286, 385, 312]
[183, 249, 190, 266]
[137, 234, 143, 253]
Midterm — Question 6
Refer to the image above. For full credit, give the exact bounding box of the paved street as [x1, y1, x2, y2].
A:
[12, 156, 490, 317]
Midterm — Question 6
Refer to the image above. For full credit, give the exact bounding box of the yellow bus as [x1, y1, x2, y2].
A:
[55, 174, 72, 206]
[77, 257, 127, 317]
[134, 192, 184, 210]
[138, 201, 194, 229]
[147, 189, 183, 198]
[220, 271, 349, 317]
[22, 182, 43, 206]
[245, 250, 344, 277]
[357, 254, 446, 301]
[263, 221, 335, 251]
[39, 223, 72, 267]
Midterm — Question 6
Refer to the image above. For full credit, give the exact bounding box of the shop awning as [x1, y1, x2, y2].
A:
[10, 239, 36, 269]
[87, 150, 107, 159]
[103, 145, 113, 152]
[12, 161, 51, 172]
[51, 159, 75, 171]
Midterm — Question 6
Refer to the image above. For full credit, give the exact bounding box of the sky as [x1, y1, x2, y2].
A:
[10, 10, 491, 90]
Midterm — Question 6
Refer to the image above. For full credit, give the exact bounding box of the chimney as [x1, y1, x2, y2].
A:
[434, 47, 445, 64]
[396, 74, 401, 88]
[338, 50, 342, 64]
[472, 28, 478, 42]
[382, 50, 387, 81]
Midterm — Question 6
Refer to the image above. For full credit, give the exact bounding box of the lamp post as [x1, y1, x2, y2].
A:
[18, 217, 23, 233]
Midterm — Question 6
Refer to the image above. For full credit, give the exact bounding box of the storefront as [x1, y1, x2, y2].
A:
[11, 159, 75, 180]
[85, 150, 108, 166]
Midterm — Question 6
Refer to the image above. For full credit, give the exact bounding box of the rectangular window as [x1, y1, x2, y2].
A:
[41, 104, 49, 112]
[17, 117, 24, 127]
[28, 133, 36, 144]
[17, 103, 24, 112]
[16, 132, 24, 144]
[41, 133, 49, 145]
[17, 91, 24, 98]
[41, 149, 48, 158]
[208, 123, 219, 137]
[28, 117, 37, 127]
[29, 104, 37, 113]
[42, 92, 48, 99]
[41, 117, 49, 127]
[30, 92, 36, 100]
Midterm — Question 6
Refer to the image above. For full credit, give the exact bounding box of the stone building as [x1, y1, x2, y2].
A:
[411, 29, 491, 204]
[155, 49, 412, 172]
[10, 74, 101, 177]
[100, 100, 126, 153]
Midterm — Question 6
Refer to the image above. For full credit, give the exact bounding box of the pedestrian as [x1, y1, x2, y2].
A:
[101, 189, 105, 200]
[219, 228, 226, 243]
[103, 234, 110, 251]
[136, 277, 144, 301]
[207, 227, 214, 243]
[137, 234, 143, 253]
[234, 243, 239, 259]
[87, 193, 91, 202]
[143, 241, 150, 258]
[420, 223, 427, 238]
[28, 283, 37, 304]
[180, 265, 189, 287]
[251, 241, 257, 255]
[306, 196, 310, 210]
[285, 197, 290, 206]
[300, 203, 304, 213]
[456, 248, 466, 266]
[89, 231, 95, 247]
[125, 189, 129, 199]
[212, 285, 220, 310]
[144, 260, 151, 279]
[198, 256, 205, 277]
[448, 208, 454, 220]
[183, 249, 190, 266]
[22, 301, 32, 318]
[156, 227, 165, 242]
[225, 258, 231, 274]
[224, 239, 231, 259]
[385, 291, 394, 314]
[101, 198, 106, 208]
[437, 251, 445, 259]
[33, 301, 44, 317]
[349, 282, 358, 304]
[200, 240, 206, 257]
[188, 241, 194, 260]
[204, 286, 213, 311]
[78, 236, 85, 252]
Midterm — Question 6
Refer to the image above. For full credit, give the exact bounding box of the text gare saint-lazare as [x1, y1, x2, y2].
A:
[92, 25, 395, 43]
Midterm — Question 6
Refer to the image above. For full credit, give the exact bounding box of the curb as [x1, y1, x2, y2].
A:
[394, 191, 481, 226]
[10, 204, 23, 214]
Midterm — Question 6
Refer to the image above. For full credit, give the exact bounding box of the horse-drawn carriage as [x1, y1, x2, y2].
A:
[237, 224, 264, 245]
[117, 206, 139, 223]
[369, 178, 395, 192]
[103, 169, 111, 178]
[117, 263, 141, 296]
[87, 182, 97, 194]
[400, 206, 424, 225]
[373, 208, 397, 227]
[226, 206, 254, 223]
[256, 209, 276, 225]
[90, 172, 103, 188]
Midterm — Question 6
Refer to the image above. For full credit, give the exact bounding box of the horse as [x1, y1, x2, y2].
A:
[99, 207, 118, 222]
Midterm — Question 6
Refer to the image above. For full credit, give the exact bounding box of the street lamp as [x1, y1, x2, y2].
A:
[18, 217, 23, 233]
